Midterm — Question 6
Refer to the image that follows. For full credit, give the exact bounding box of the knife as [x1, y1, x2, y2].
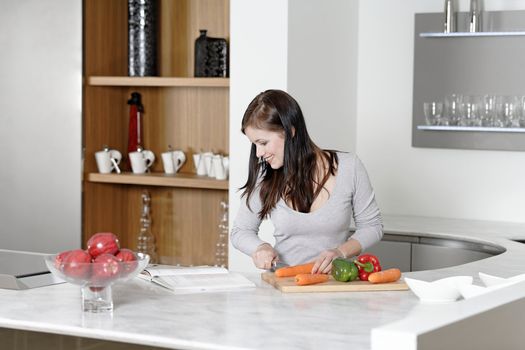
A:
[270, 260, 288, 272]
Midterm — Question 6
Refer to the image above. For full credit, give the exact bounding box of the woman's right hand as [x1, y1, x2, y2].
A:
[252, 243, 278, 270]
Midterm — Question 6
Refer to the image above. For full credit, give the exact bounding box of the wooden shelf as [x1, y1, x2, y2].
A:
[87, 76, 229, 87]
[87, 172, 228, 190]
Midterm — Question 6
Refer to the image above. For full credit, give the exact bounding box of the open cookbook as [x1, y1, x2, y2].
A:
[137, 265, 255, 292]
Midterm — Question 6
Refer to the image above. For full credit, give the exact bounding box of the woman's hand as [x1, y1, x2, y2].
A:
[252, 243, 278, 270]
[311, 248, 344, 274]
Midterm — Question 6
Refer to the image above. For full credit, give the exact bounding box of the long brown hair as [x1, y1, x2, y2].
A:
[240, 90, 338, 219]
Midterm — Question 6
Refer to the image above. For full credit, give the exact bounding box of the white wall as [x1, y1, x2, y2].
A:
[229, 0, 288, 271]
[356, 0, 525, 223]
[229, 0, 525, 272]
[288, 0, 358, 152]
[229, 0, 359, 272]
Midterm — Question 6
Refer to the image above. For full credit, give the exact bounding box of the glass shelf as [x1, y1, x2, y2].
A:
[417, 125, 525, 133]
[87, 76, 229, 87]
[87, 172, 228, 190]
[420, 31, 525, 38]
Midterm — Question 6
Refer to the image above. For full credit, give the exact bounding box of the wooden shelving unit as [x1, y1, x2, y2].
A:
[83, 0, 230, 266]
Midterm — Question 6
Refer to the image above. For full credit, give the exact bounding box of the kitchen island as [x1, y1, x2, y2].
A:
[1, 215, 525, 350]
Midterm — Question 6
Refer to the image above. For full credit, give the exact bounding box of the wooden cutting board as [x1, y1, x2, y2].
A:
[261, 272, 409, 293]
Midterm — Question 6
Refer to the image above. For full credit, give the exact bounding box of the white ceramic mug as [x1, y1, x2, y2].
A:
[202, 152, 214, 176]
[129, 150, 155, 174]
[162, 150, 186, 174]
[194, 152, 213, 176]
[95, 149, 122, 174]
[172, 150, 186, 173]
[212, 155, 227, 180]
[222, 156, 229, 178]
[161, 151, 176, 174]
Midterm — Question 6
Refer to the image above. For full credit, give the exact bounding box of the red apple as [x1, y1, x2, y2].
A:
[116, 248, 138, 276]
[115, 248, 136, 262]
[87, 232, 120, 258]
[92, 253, 121, 285]
[62, 249, 92, 280]
[54, 250, 72, 269]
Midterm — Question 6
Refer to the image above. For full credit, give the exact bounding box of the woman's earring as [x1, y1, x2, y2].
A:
[258, 156, 264, 164]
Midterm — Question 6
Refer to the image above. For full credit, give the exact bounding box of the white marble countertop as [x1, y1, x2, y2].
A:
[1, 215, 525, 350]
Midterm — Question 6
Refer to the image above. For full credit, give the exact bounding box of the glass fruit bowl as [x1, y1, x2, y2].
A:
[44, 252, 150, 313]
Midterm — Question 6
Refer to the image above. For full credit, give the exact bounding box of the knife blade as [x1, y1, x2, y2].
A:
[270, 260, 288, 272]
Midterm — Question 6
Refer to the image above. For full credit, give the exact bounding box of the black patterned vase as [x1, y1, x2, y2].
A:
[194, 30, 229, 77]
[128, 0, 158, 76]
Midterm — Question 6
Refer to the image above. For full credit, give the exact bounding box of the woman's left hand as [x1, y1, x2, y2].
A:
[311, 249, 343, 274]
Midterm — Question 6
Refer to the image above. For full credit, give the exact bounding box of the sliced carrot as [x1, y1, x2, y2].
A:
[275, 262, 315, 277]
[368, 268, 402, 284]
[295, 273, 329, 286]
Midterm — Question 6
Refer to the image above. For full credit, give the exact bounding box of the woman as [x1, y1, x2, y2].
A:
[231, 90, 382, 274]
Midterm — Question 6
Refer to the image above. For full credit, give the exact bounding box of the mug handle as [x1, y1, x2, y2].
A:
[110, 158, 121, 174]
[109, 150, 122, 164]
[172, 151, 187, 171]
[143, 150, 155, 169]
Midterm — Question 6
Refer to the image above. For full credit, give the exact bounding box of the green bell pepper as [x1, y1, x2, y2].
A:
[331, 258, 359, 282]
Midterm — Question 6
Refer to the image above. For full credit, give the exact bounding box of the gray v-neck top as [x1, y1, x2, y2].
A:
[231, 152, 383, 266]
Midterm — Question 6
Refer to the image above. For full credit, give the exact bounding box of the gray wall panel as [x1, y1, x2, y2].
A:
[412, 11, 525, 151]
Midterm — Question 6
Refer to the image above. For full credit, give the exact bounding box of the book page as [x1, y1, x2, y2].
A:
[143, 265, 228, 277]
[154, 272, 255, 292]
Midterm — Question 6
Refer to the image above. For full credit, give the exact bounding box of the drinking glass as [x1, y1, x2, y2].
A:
[495, 95, 519, 128]
[445, 94, 462, 126]
[460, 95, 481, 127]
[519, 96, 525, 128]
[424, 102, 444, 126]
[480, 95, 496, 127]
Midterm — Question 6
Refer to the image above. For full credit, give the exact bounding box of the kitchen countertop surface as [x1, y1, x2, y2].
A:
[1, 215, 525, 350]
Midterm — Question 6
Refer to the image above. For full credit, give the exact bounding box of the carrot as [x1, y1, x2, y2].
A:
[275, 262, 315, 277]
[295, 273, 329, 286]
[368, 268, 402, 284]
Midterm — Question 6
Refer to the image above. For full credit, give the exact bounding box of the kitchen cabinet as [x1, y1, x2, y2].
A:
[83, 0, 229, 266]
